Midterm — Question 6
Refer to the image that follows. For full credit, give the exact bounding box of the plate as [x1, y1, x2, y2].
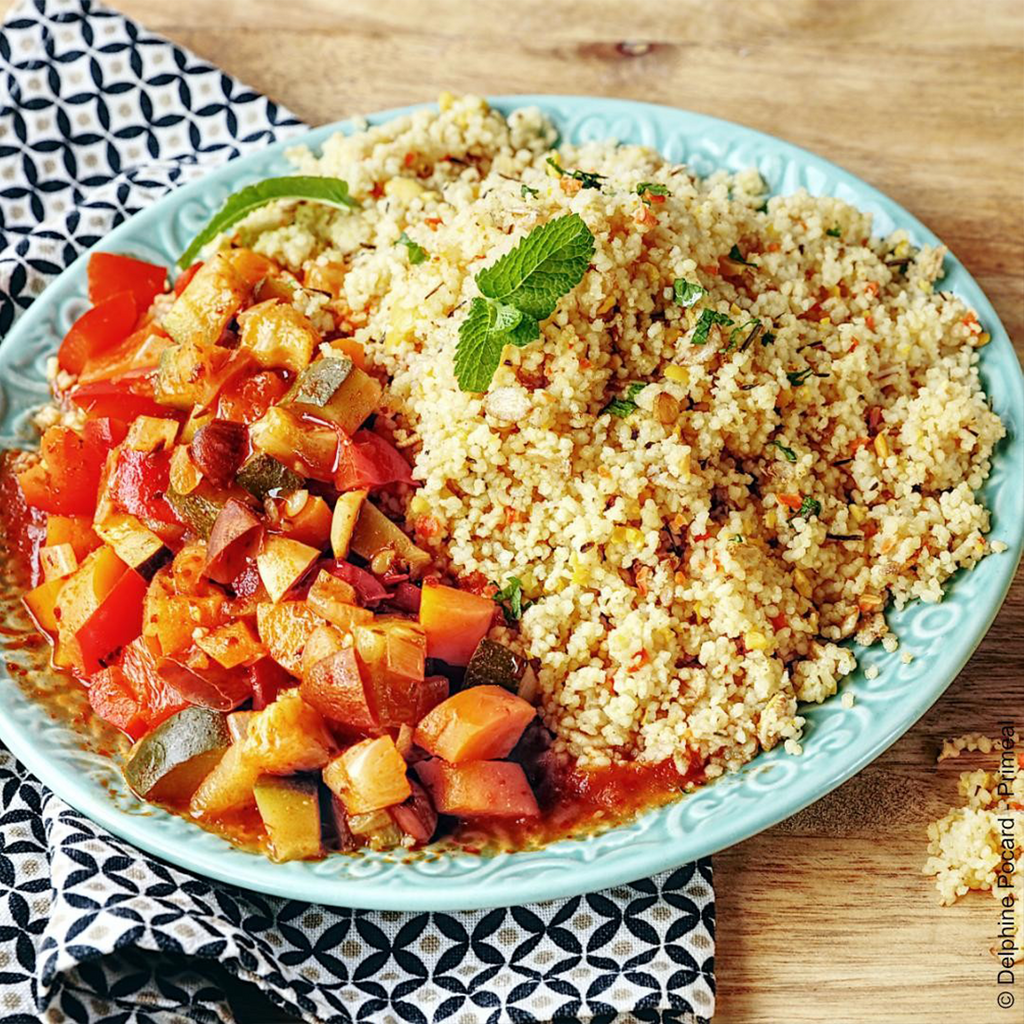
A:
[1, 96, 1021, 910]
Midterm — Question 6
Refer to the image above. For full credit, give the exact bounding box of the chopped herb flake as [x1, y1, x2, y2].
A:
[636, 182, 671, 197]
[727, 244, 758, 268]
[397, 231, 428, 264]
[521, 183, 539, 198]
[793, 496, 822, 519]
[691, 308, 734, 345]
[546, 157, 606, 190]
[768, 439, 797, 463]
[601, 382, 647, 418]
[673, 279, 705, 308]
[826, 226, 842, 238]
[786, 367, 827, 387]
[493, 576, 531, 624]
[729, 534, 744, 543]
[762, 331, 776, 346]
[728, 318, 762, 350]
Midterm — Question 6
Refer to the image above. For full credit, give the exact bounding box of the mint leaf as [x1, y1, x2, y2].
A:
[796, 496, 822, 519]
[601, 382, 647, 418]
[636, 182, 671, 198]
[493, 576, 531, 624]
[521, 183, 539, 198]
[727, 243, 758, 268]
[493, 302, 524, 332]
[691, 308, 734, 345]
[397, 231, 428, 265]
[768, 439, 797, 463]
[177, 176, 358, 269]
[826, 226, 842, 237]
[545, 157, 605, 190]
[454, 298, 503, 393]
[673, 279, 704, 308]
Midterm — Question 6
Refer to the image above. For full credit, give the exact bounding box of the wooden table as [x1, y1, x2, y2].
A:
[8, 1, 1023, 1020]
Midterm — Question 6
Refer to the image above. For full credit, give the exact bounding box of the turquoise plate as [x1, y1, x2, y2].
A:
[1, 97, 1021, 910]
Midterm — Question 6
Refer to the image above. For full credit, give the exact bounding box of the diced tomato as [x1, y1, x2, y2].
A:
[418, 582, 495, 665]
[414, 685, 535, 763]
[119, 638, 189, 729]
[217, 368, 290, 424]
[58, 290, 138, 375]
[75, 566, 148, 674]
[88, 666, 149, 740]
[77, 323, 172, 385]
[324, 560, 390, 605]
[335, 430, 414, 492]
[71, 370, 166, 421]
[16, 422, 117, 515]
[248, 657, 292, 711]
[87, 252, 166, 311]
[111, 447, 180, 524]
[415, 760, 539, 818]
[173, 261, 203, 296]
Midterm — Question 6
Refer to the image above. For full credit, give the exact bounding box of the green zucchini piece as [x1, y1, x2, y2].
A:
[124, 706, 232, 803]
[253, 774, 323, 862]
[349, 502, 431, 575]
[165, 485, 225, 539]
[236, 453, 304, 501]
[287, 356, 353, 407]
[463, 639, 526, 693]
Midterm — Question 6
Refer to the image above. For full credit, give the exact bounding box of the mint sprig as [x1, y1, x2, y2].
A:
[177, 176, 358, 268]
[601, 382, 647, 418]
[673, 279, 704, 308]
[454, 213, 595, 392]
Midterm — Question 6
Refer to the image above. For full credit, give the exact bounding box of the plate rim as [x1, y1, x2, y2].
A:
[1, 94, 1021, 910]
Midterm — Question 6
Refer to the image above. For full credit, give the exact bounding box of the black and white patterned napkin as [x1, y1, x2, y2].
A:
[0, 3, 716, 1022]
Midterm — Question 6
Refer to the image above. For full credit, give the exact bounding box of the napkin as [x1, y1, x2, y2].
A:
[0, 3, 717, 1022]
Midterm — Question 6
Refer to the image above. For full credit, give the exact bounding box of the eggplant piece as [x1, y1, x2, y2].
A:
[349, 502, 431, 576]
[253, 774, 322, 862]
[205, 498, 263, 584]
[389, 780, 438, 845]
[237, 453, 304, 502]
[463, 638, 526, 693]
[123, 706, 231, 803]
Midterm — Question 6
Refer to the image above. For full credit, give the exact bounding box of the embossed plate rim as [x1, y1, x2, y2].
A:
[1, 96, 1021, 910]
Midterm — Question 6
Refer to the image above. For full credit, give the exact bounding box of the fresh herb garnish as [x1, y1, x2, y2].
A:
[786, 367, 827, 387]
[768, 439, 797, 463]
[521, 183, 539, 198]
[728, 318, 762, 350]
[793, 496, 822, 519]
[692, 308, 735, 345]
[762, 331, 776, 346]
[454, 213, 595, 392]
[601, 382, 647, 418]
[673, 279, 705, 308]
[178, 176, 358, 268]
[826, 226, 842, 238]
[636, 182, 671, 206]
[397, 231, 428, 265]
[727, 244, 758, 268]
[493, 576, 531, 624]
[729, 534, 744, 543]
[546, 157, 606, 190]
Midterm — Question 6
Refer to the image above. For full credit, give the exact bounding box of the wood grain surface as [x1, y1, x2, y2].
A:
[5, 1, 1022, 1021]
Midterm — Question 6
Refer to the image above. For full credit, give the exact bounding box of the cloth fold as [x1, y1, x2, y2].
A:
[0, 3, 716, 1022]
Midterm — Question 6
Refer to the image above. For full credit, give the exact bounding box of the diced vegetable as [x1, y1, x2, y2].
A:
[17, 422, 117, 516]
[323, 735, 410, 814]
[256, 600, 327, 675]
[227, 710, 254, 743]
[205, 499, 262, 584]
[76, 323, 173, 386]
[335, 430, 414, 492]
[88, 665, 150, 740]
[94, 513, 170, 579]
[23, 577, 66, 635]
[142, 569, 225, 658]
[70, 371, 166, 423]
[415, 685, 535, 763]
[217, 368, 290, 424]
[299, 623, 347, 678]
[345, 807, 404, 850]
[349, 501, 431, 576]
[464, 639, 526, 693]
[123, 416, 179, 453]
[165, 483, 224, 538]
[58, 290, 137, 375]
[306, 570, 373, 631]
[324, 560, 389, 605]
[39, 543, 78, 581]
[285, 359, 383, 436]
[248, 657, 292, 710]
[237, 453, 304, 502]
[155, 340, 238, 410]
[162, 251, 269, 347]
[88, 252, 166, 310]
[153, 653, 251, 712]
[189, 743, 259, 816]
[195, 620, 266, 669]
[46, 514, 102, 561]
[419, 582, 495, 665]
[189, 419, 248, 486]
[110, 447, 180, 524]
[256, 535, 319, 603]
[389, 781, 439, 844]
[415, 760, 539, 818]
[300, 646, 377, 732]
[118, 637, 191, 729]
[253, 775, 322, 861]
[169, 445, 202, 495]
[123, 707, 231, 802]
[238, 299, 319, 373]
[249, 406, 337, 481]
[278, 493, 332, 548]
[330, 489, 366, 559]
[353, 618, 427, 726]
[242, 690, 333, 774]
